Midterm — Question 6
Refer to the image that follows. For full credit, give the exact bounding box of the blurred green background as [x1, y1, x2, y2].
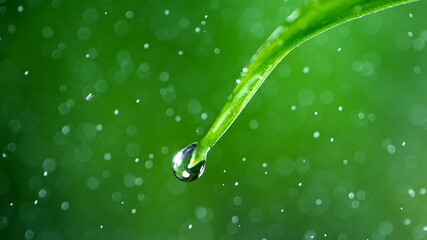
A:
[1, 0, 427, 239]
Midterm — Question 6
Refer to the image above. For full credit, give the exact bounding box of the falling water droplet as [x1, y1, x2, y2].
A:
[172, 143, 206, 182]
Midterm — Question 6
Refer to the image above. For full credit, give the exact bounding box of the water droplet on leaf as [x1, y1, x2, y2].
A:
[172, 143, 206, 182]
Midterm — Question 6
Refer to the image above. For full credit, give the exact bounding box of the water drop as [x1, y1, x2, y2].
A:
[313, 131, 320, 138]
[409, 13, 413, 18]
[338, 47, 342, 52]
[24, 70, 29, 76]
[164, 9, 170, 15]
[338, 106, 343, 111]
[144, 43, 149, 49]
[188, 224, 193, 229]
[172, 143, 206, 182]
[85, 93, 93, 101]
[303, 66, 310, 73]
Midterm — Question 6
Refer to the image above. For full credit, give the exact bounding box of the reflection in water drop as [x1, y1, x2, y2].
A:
[172, 143, 206, 182]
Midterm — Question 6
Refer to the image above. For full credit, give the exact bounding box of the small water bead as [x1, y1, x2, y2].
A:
[135, 158, 139, 163]
[145, 160, 153, 169]
[291, 105, 296, 111]
[419, 188, 426, 195]
[338, 47, 342, 52]
[114, 109, 119, 115]
[100, 225, 104, 229]
[164, 9, 170, 15]
[125, 11, 134, 19]
[131, 209, 136, 214]
[85, 93, 93, 101]
[348, 192, 355, 199]
[188, 224, 193, 229]
[104, 153, 111, 161]
[136, 99, 140, 103]
[330, 138, 334, 142]
[201, 113, 208, 120]
[408, 188, 416, 197]
[409, 13, 413, 18]
[144, 43, 149, 49]
[214, 48, 220, 54]
[175, 115, 181, 122]
[404, 219, 411, 225]
[61, 201, 69, 211]
[195, 27, 201, 33]
[17, 5, 24, 12]
[338, 106, 343, 111]
[298, 182, 302, 187]
[387, 144, 396, 154]
[178, 50, 183, 56]
[43, 171, 48, 176]
[408, 31, 413, 37]
[24, 70, 29, 76]
[231, 216, 239, 224]
[402, 141, 406, 147]
[314, 111, 318, 116]
[343, 159, 348, 165]
[315, 199, 323, 205]
[262, 163, 267, 168]
[414, 66, 421, 74]
[313, 131, 320, 138]
[235, 182, 239, 186]
[172, 143, 206, 182]
[242, 157, 246, 162]
[236, 79, 241, 84]
[303, 66, 310, 73]
[201, 21, 206, 25]
[34, 200, 38, 205]
[25, 229, 35, 240]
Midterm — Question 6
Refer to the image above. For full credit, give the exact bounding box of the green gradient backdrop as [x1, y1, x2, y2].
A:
[1, 0, 427, 239]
